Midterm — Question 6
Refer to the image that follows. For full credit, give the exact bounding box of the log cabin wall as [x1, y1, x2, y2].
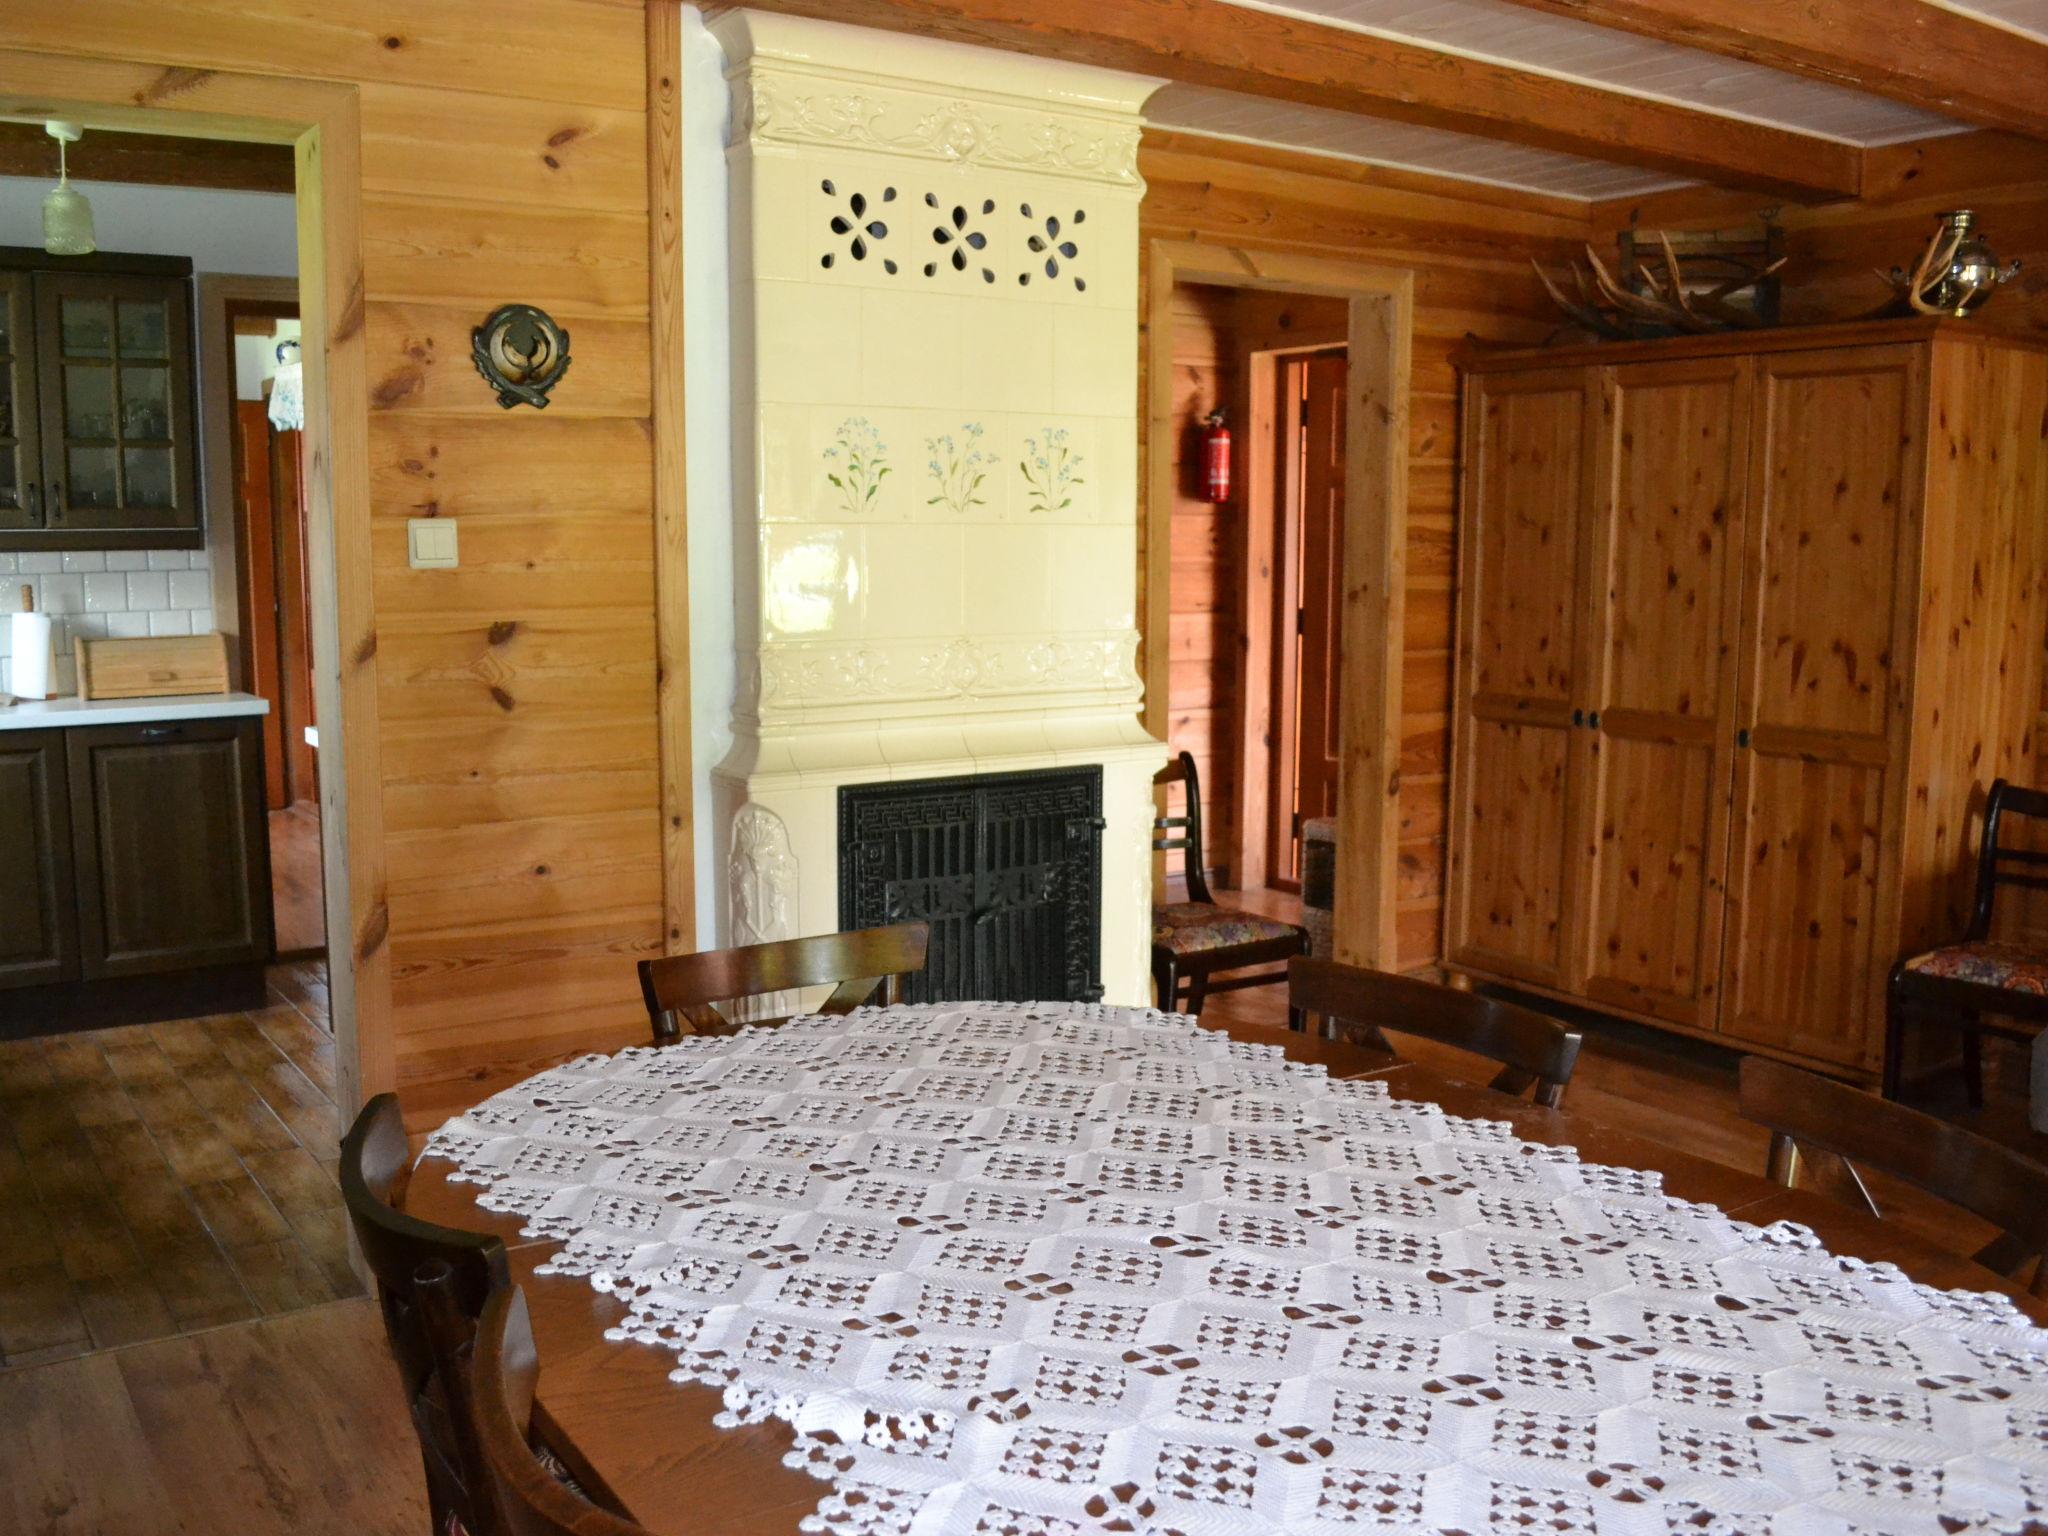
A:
[1138, 132, 1591, 968]
[4, 0, 669, 1127]
[1164, 283, 1239, 888]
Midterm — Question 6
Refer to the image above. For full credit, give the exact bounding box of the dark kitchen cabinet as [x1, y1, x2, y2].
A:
[67, 717, 272, 979]
[0, 248, 201, 551]
[0, 730, 78, 989]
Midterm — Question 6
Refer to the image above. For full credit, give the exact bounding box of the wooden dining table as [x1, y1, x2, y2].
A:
[402, 1015, 2048, 1533]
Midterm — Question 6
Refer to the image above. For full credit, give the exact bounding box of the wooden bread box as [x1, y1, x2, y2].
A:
[73, 632, 230, 700]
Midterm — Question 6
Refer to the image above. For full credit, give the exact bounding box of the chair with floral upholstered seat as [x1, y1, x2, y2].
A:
[1151, 751, 1310, 1024]
[1885, 778, 2048, 1103]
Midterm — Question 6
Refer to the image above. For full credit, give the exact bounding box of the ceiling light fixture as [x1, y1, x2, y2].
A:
[41, 120, 96, 257]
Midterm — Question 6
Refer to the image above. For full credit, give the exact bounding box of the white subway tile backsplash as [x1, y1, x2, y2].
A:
[125, 571, 169, 610]
[83, 572, 129, 612]
[38, 574, 84, 614]
[186, 551, 210, 572]
[3, 548, 222, 697]
[167, 570, 210, 610]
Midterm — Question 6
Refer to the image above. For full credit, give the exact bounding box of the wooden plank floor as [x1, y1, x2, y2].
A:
[269, 803, 328, 959]
[0, 960, 358, 1369]
[0, 1298, 426, 1536]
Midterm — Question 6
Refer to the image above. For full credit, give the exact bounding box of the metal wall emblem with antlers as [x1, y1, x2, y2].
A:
[471, 303, 573, 409]
[1877, 210, 2021, 318]
[1533, 230, 1786, 342]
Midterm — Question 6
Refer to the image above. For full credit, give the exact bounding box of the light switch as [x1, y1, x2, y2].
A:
[408, 518, 459, 569]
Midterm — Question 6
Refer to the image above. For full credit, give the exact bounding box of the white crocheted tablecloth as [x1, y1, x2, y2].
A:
[422, 1001, 2048, 1536]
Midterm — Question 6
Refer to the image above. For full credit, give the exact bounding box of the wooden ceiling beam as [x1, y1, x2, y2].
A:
[1493, 0, 2048, 141]
[0, 121, 294, 193]
[731, 0, 1862, 202]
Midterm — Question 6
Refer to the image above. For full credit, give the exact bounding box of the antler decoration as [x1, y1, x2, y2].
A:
[1879, 222, 1967, 317]
[1532, 231, 1784, 342]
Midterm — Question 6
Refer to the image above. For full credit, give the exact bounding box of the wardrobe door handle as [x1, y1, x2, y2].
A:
[1736, 728, 1751, 749]
[137, 725, 184, 740]
[46, 481, 62, 521]
[23, 482, 38, 519]
[1570, 708, 1584, 728]
[1586, 711, 1601, 730]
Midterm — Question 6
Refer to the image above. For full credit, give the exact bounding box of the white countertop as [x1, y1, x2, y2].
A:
[0, 691, 272, 731]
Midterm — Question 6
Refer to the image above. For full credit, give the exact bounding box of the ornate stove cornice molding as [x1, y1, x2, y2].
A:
[730, 71, 1144, 189]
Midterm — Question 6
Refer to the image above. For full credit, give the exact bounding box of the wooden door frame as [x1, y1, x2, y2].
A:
[197, 274, 299, 677]
[0, 51, 387, 1111]
[1144, 239, 1412, 968]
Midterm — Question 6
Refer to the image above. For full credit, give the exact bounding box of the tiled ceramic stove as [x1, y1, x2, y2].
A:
[708, 11, 1167, 1003]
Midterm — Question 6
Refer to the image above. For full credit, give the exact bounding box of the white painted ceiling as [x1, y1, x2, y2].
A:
[1941, 1, 2048, 40]
[1146, 84, 1692, 200]
[1144, 0, 1977, 200]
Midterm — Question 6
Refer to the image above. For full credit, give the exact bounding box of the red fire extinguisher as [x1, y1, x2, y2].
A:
[1203, 409, 1232, 503]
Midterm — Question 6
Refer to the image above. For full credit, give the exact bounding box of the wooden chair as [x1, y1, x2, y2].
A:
[1290, 956, 1584, 1108]
[1885, 777, 2048, 1104]
[341, 1093, 511, 1536]
[1152, 751, 1310, 1022]
[1739, 1057, 2048, 1293]
[637, 921, 930, 1045]
[436, 1272, 650, 1536]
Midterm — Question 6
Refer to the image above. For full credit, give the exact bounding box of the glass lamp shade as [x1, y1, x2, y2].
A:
[42, 180, 96, 257]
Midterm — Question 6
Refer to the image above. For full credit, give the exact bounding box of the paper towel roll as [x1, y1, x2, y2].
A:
[11, 610, 52, 699]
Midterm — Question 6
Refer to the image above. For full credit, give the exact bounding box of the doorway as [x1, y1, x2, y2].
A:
[1270, 346, 1347, 889]
[1162, 281, 1348, 903]
[1144, 240, 1413, 968]
[209, 291, 324, 957]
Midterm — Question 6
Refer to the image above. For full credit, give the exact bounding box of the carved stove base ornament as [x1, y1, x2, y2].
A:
[471, 303, 572, 409]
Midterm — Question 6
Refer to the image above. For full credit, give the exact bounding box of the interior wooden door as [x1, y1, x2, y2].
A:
[234, 399, 287, 810]
[1291, 349, 1347, 867]
[1721, 343, 1924, 1070]
[1574, 358, 1750, 1031]
[1445, 367, 1595, 990]
[272, 427, 318, 804]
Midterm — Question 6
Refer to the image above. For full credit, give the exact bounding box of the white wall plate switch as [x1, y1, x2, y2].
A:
[407, 518, 459, 569]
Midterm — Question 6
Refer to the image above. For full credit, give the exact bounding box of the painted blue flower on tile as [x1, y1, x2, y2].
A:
[926, 423, 992, 514]
[824, 417, 890, 515]
[1020, 427, 1085, 515]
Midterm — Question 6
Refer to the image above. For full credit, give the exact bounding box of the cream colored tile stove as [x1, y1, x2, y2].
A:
[708, 11, 1167, 1003]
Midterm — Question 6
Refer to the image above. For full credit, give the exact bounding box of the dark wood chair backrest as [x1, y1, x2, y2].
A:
[1290, 957, 1584, 1108]
[636, 921, 931, 1045]
[1965, 777, 2048, 940]
[1152, 749, 1214, 905]
[458, 1278, 650, 1536]
[340, 1093, 511, 1536]
[1738, 1057, 2048, 1292]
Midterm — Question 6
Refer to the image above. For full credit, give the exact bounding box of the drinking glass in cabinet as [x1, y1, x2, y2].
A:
[120, 368, 170, 440]
[117, 301, 168, 359]
[68, 445, 117, 507]
[60, 298, 113, 358]
[123, 447, 172, 509]
[65, 365, 115, 439]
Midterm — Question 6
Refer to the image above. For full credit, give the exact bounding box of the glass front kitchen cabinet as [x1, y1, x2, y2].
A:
[1, 250, 200, 551]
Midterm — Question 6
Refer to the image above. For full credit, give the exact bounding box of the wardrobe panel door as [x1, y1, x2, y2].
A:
[1721, 344, 1923, 1069]
[1445, 369, 1593, 989]
[1576, 359, 1749, 1031]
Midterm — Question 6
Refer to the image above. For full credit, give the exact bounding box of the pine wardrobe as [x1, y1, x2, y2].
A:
[1446, 319, 2048, 1079]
